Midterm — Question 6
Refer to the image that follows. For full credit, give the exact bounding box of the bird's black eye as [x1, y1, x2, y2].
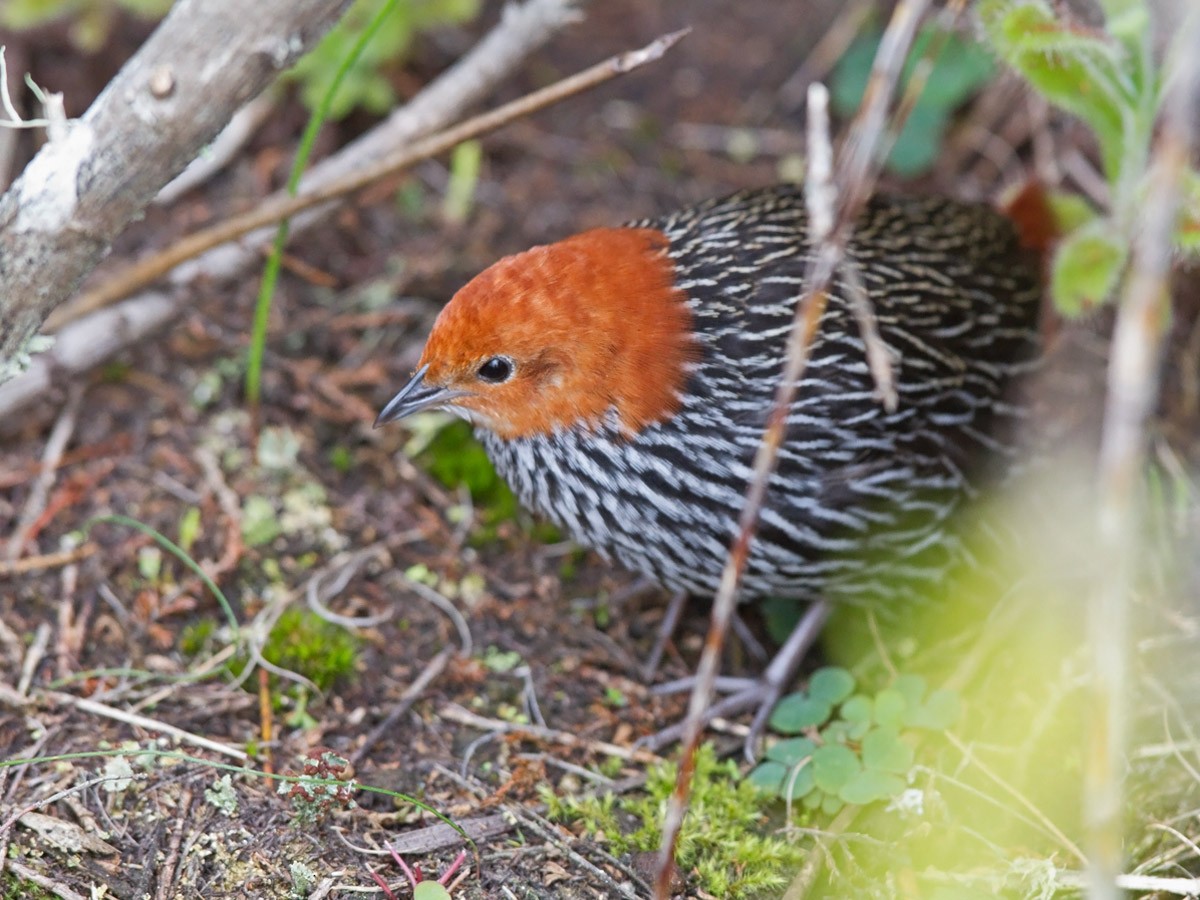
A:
[477, 356, 514, 384]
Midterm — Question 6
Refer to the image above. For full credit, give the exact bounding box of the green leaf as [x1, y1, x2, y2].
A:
[177, 506, 202, 554]
[821, 792, 846, 816]
[1051, 221, 1127, 315]
[909, 688, 963, 731]
[841, 694, 872, 722]
[1048, 190, 1100, 234]
[838, 769, 907, 805]
[0, 0, 77, 29]
[831, 24, 994, 176]
[414, 882, 452, 900]
[746, 760, 787, 795]
[766, 737, 817, 767]
[809, 667, 855, 705]
[979, 0, 1131, 181]
[443, 139, 482, 224]
[769, 693, 832, 733]
[892, 674, 927, 710]
[812, 744, 861, 794]
[861, 727, 914, 775]
[872, 689, 907, 729]
[780, 763, 817, 802]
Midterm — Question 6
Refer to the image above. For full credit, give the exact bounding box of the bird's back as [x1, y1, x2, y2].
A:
[482, 186, 1043, 604]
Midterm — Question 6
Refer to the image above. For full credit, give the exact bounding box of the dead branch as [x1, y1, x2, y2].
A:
[0, 0, 356, 378]
[0, 0, 587, 420]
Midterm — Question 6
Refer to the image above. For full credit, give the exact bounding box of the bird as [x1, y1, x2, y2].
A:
[376, 184, 1043, 738]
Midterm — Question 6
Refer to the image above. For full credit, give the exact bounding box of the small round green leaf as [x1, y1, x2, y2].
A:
[770, 694, 832, 733]
[809, 667, 855, 705]
[780, 762, 816, 802]
[415, 883, 452, 900]
[838, 769, 907, 805]
[909, 688, 963, 731]
[861, 727, 914, 775]
[892, 674, 927, 709]
[765, 737, 816, 767]
[812, 744, 861, 794]
[840, 695, 873, 723]
[746, 760, 787, 796]
[872, 689, 906, 728]
[821, 719, 853, 744]
[821, 792, 846, 816]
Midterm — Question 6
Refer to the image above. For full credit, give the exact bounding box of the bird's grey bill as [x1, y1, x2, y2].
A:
[374, 364, 462, 427]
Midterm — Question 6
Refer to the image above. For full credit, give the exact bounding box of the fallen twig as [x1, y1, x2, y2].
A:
[47, 27, 689, 330]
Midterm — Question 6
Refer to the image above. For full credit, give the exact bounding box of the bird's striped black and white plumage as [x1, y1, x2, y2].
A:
[379, 185, 1043, 606]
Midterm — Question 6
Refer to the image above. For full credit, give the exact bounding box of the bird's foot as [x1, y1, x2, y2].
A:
[641, 599, 831, 761]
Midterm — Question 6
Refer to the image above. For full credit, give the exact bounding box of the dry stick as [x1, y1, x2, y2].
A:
[1087, 9, 1200, 899]
[350, 646, 453, 767]
[46, 28, 690, 330]
[43, 690, 249, 761]
[651, 2, 932, 897]
[4, 383, 84, 562]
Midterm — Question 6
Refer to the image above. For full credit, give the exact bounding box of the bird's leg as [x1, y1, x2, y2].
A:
[640, 589, 688, 680]
[641, 599, 831, 761]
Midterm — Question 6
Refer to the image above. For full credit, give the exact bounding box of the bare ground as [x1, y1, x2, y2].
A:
[3, 2, 1200, 899]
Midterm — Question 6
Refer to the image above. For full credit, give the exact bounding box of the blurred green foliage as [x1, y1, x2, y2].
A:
[285, 0, 480, 118]
[416, 418, 518, 523]
[980, 0, 1200, 313]
[831, 24, 995, 176]
[0, 0, 172, 51]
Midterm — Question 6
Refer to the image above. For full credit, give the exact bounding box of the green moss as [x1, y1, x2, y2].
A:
[546, 745, 804, 898]
[0, 872, 54, 900]
[257, 608, 359, 693]
[418, 420, 517, 523]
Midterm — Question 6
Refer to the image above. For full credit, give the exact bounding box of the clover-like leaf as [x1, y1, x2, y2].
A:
[821, 792, 846, 816]
[780, 763, 817, 802]
[872, 689, 907, 729]
[812, 744, 861, 794]
[862, 727, 914, 775]
[838, 769, 907, 806]
[908, 688, 963, 731]
[746, 760, 787, 796]
[892, 674, 927, 711]
[809, 667, 856, 706]
[821, 719, 854, 745]
[766, 737, 817, 767]
[770, 693, 832, 734]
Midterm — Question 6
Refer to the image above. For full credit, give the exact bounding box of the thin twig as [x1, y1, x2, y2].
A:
[42, 690, 249, 761]
[438, 703, 661, 764]
[5, 383, 84, 562]
[653, 3, 933, 896]
[350, 646, 454, 767]
[0, 542, 96, 578]
[1086, 8, 1200, 897]
[46, 28, 689, 330]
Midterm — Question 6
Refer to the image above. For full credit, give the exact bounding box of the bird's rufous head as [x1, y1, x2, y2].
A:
[376, 227, 699, 439]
